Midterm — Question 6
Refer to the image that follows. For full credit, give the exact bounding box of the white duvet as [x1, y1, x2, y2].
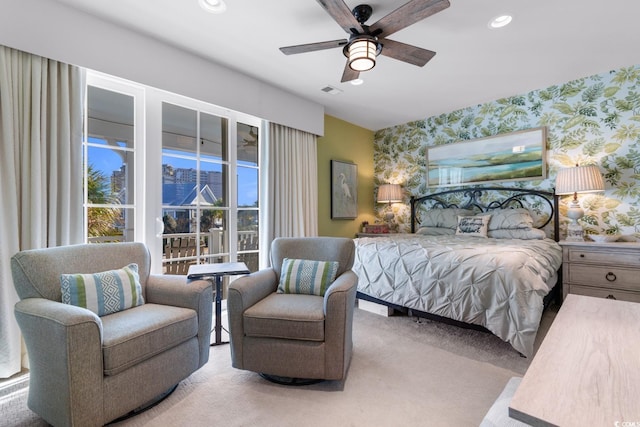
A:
[353, 234, 563, 357]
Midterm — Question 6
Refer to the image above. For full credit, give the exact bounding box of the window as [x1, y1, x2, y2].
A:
[84, 81, 142, 244]
[84, 71, 261, 273]
[236, 122, 260, 272]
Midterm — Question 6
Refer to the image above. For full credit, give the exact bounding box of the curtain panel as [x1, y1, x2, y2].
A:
[260, 123, 318, 268]
[0, 45, 84, 377]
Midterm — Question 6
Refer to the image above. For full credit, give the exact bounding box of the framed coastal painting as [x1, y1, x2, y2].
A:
[331, 160, 357, 219]
[426, 127, 547, 187]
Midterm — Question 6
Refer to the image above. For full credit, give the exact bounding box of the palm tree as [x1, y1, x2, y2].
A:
[86, 164, 121, 237]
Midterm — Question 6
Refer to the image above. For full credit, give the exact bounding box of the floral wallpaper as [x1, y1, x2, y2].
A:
[374, 65, 640, 238]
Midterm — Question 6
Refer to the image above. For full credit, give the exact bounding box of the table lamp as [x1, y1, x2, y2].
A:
[555, 164, 605, 241]
[378, 184, 402, 227]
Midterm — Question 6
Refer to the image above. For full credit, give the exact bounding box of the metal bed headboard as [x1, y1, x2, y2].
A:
[410, 186, 559, 241]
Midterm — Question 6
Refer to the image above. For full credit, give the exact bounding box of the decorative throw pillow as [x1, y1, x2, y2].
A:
[60, 263, 144, 316]
[456, 215, 491, 237]
[277, 258, 339, 297]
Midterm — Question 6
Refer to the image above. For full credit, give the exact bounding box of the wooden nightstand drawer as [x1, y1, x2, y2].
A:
[560, 241, 640, 302]
[567, 248, 640, 267]
[568, 264, 639, 292]
[568, 285, 640, 303]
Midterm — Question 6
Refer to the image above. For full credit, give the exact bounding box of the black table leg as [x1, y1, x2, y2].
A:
[210, 275, 228, 346]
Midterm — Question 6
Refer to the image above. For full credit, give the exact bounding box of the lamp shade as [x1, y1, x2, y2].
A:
[348, 39, 377, 72]
[555, 165, 604, 195]
[378, 184, 402, 203]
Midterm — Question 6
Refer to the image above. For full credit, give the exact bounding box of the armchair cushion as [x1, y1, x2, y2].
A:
[243, 293, 325, 341]
[101, 303, 197, 376]
[60, 263, 144, 316]
[277, 258, 339, 296]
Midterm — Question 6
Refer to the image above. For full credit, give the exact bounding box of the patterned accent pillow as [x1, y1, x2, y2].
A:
[456, 215, 491, 238]
[277, 258, 339, 296]
[60, 263, 144, 316]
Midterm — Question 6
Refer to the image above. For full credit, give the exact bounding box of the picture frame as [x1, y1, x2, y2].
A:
[331, 160, 358, 219]
[426, 127, 547, 187]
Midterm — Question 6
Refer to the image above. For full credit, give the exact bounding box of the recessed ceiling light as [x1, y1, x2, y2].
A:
[350, 79, 364, 86]
[199, 0, 227, 14]
[488, 15, 512, 29]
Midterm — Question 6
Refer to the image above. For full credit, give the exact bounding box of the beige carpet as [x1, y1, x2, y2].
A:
[1, 305, 557, 427]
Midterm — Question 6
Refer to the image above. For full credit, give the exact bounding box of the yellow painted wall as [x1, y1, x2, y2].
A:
[317, 115, 375, 237]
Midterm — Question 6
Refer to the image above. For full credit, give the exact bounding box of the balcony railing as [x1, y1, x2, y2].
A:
[88, 229, 259, 273]
[163, 229, 258, 274]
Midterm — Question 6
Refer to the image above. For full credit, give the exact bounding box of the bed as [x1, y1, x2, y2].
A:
[353, 187, 563, 357]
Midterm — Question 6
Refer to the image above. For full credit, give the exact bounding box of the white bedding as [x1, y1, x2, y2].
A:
[353, 234, 563, 357]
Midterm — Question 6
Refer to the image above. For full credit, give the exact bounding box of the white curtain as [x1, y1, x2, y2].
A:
[259, 122, 318, 268]
[0, 45, 84, 378]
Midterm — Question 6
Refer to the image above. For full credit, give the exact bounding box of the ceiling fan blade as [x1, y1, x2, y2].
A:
[341, 62, 360, 82]
[315, 0, 362, 34]
[379, 38, 436, 67]
[280, 39, 348, 55]
[369, 0, 450, 38]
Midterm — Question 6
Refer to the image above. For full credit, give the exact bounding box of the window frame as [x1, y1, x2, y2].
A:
[85, 70, 261, 274]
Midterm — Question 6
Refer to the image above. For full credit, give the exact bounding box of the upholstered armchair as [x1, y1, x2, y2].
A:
[227, 237, 358, 383]
[11, 242, 213, 427]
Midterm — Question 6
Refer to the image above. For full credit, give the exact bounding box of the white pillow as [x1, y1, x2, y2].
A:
[456, 215, 491, 238]
[416, 227, 455, 236]
[486, 209, 534, 230]
[488, 228, 546, 240]
[421, 208, 476, 229]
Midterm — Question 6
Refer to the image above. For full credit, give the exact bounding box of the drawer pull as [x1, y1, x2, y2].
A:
[579, 254, 585, 258]
[605, 272, 617, 282]
[606, 294, 617, 300]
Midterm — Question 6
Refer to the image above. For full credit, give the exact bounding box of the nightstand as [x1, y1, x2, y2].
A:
[559, 241, 640, 302]
[355, 233, 396, 237]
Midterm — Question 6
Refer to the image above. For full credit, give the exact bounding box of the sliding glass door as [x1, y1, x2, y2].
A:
[161, 102, 231, 274]
[85, 71, 261, 274]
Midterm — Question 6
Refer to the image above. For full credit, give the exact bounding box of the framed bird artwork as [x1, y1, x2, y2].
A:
[331, 159, 357, 219]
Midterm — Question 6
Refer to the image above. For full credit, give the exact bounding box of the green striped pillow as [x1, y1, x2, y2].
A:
[60, 263, 144, 316]
[277, 258, 339, 296]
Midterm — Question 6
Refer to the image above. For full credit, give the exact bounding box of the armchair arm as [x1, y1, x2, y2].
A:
[227, 269, 278, 310]
[323, 270, 358, 312]
[227, 268, 278, 369]
[323, 270, 358, 379]
[14, 298, 104, 427]
[146, 274, 212, 310]
[146, 274, 213, 367]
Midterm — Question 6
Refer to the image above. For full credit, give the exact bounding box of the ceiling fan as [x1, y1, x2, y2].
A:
[280, 0, 451, 82]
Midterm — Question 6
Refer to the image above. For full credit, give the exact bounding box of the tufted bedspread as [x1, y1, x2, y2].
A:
[353, 234, 563, 357]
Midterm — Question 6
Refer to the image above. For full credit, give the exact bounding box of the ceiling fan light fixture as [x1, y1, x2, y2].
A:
[198, 0, 227, 14]
[347, 39, 377, 72]
[488, 14, 512, 29]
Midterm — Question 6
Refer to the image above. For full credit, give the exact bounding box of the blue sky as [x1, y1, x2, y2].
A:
[88, 141, 258, 206]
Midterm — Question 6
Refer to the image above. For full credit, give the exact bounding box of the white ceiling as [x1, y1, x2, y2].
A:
[52, 0, 640, 131]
